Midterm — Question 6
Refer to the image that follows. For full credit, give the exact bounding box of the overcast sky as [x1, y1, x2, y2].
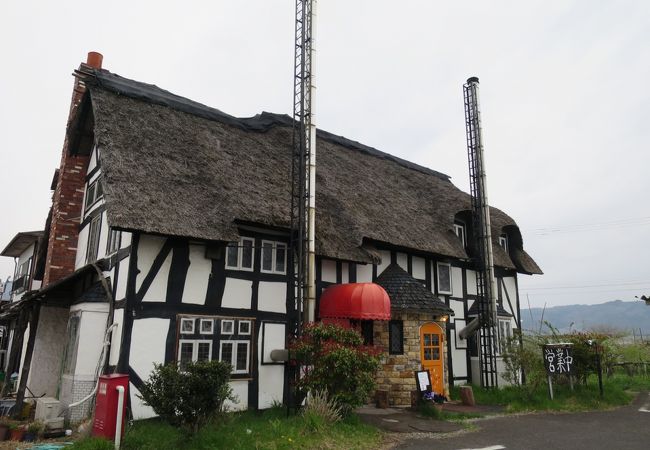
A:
[1, 1, 648, 308]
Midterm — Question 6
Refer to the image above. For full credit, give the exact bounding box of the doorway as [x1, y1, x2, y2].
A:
[420, 322, 444, 394]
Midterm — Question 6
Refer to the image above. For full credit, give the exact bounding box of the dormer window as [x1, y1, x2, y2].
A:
[454, 222, 467, 247]
[499, 234, 508, 253]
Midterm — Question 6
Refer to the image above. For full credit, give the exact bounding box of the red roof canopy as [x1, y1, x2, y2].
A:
[319, 283, 391, 321]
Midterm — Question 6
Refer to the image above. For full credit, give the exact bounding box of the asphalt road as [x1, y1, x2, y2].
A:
[397, 392, 650, 450]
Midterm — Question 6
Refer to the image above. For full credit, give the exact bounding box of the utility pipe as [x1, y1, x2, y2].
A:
[114, 385, 125, 450]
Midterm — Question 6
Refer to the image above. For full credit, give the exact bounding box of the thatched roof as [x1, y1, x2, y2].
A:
[79, 68, 541, 275]
[376, 264, 454, 315]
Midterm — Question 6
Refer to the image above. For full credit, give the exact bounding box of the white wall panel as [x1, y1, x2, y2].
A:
[467, 270, 477, 295]
[341, 263, 349, 284]
[135, 235, 166, 292]
[258, 322, 285, 409]
[356, 264, 372, 282]
[108, 308, 124, 366]
[258, 282, 286, 313]
[27, 306, 68, 397]
[130, 318, 169, 382]
[377, 250, 391, 276]
[222, 278, 253, 309]
[130, 384, 156, 420]
[396, 253, 408, 271]
[451, 346, 467, 379]
[115, 256, 129, 301]
[412, 256, 425, 280]
[225, 380, 249, 411]
[71, 303, 109, 377]
[449, 299, 465, 319]
[451, 267, 463, 297]
[182, 244, 210, 305]
[321, 259, 336, 283]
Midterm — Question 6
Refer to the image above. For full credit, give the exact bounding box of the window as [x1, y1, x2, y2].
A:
[221, 319, 234, 335]
[106, 228, 122, 254]
[454, 222, 466, 247]
[261, 241, 287, 274]
[219, 340, 250, 374]
[85, 215, 101, 264]
[361, 321, 374, 345]
[238, 320, 251, 335]
[200, 319, 214, 335]
[63, 315, 81, 375]
[498, 319, 512, 355]
[499, 234, 509, 253]
[436, 262, 452, 295]
[388, 320, 403, 355]
[84, 177, 103, 210]
[225, 237, 254, 271]
[180, 318, 195, 334]
[178, 340, 212, 369]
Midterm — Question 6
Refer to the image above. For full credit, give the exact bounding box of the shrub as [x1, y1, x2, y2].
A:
[301, 390, 343, 431]
[291, 323, 382, 412]
[138, 360, 234, 433]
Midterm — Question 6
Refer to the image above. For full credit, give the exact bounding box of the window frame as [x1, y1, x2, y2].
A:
[180, 317, 195, 334]
[84, 176, 104, 211]
[199, 319, 214, 335]
[497, 319, 512, 355]
[106, 227, 122, 255]
[436, 262, 453, 295]
[260, 240, 287, 275]
[62, 314, 81, 375]
[177, 339, 213, 367]
[219, 340, 250, 374]
[499, 234, 509, 253]
[453, 222, 467, 247]
[221, 319, 235, 335]
[388, 320, 404, 355]
[225, 237, 255, 271]
[85, 215, 102, 264]
[238, 320, 252, 335]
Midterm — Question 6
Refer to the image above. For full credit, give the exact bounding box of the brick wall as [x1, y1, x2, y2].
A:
[43, 56, 101, 286]
[374, 312, 448, 407]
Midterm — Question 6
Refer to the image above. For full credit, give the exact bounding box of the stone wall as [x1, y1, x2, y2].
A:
[374, 312, 448, 407]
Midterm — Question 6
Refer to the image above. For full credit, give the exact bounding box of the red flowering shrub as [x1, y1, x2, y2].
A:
[291, 323, 383, 412]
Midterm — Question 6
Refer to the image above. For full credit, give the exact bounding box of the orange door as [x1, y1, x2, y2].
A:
[420, 322, 444, 394]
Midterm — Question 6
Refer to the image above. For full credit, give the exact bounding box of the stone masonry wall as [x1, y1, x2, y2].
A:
[374, 312, 448, 407]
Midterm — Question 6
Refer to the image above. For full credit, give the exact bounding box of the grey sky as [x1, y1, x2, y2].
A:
[1, 1, 648, 307]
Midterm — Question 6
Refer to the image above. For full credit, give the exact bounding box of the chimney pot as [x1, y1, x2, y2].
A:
[86, 51, 103, 69]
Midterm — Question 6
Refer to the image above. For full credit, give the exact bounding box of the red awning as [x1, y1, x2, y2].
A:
[319, 283, 391, 321]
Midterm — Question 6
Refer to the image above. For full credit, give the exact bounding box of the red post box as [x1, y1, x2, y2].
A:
[92, 374, 129, 440]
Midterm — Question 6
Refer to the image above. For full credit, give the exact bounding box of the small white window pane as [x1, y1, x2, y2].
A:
[200, 319, 214, 334]
[221, 320, 234, 335]
[197, 342, 211, 362]
[226, 243, 238, 268]
[262, 242, 273, 271]
[179, 342, 194, 369]
[220, 342, 233, 364]
[275, 244, 286, 273]
[241, 239, 253, 269]
[180, 318, 195, 334]
[238, 320, 251, 335]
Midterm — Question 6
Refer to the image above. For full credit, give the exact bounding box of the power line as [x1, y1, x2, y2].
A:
[523, 280, 650, 291]
[524, 216, 650, 236]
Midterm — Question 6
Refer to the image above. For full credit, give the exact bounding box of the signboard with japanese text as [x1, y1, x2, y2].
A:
[543, 344, 574, 375]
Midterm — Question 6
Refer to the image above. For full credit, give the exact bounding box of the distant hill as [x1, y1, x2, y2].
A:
[520, 300, 650, 337]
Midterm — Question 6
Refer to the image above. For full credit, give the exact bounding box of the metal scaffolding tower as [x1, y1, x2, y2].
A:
[463, 77, 498, 389]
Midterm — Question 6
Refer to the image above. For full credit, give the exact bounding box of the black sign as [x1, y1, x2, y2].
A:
[543, 344, 574, 375]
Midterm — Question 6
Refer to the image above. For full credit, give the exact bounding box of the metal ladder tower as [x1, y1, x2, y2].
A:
[463, 77, 498, 389]
[288, 0, 317, 410]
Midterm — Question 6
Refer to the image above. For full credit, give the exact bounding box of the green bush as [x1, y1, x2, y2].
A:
[138, 360, 234, 433]
[291, 323, 382, 412]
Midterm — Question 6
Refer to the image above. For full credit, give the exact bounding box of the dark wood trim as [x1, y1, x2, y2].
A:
[335, 261, 342, 284]
[135, 239, 173, 303]
[260, 321, 287, 366]
[79, 203, 106, 229]
[425, 259, 432, 291]
[117, 232, 139, 373]
[407, 254, 413, 276]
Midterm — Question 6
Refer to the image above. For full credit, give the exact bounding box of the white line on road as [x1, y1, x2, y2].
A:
[458, 446, 506, 450]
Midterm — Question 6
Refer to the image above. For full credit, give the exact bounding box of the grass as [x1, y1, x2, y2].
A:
[451, 374, 650, 414]
[70, 406, 382, 450]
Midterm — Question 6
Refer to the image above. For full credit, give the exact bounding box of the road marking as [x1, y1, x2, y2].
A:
[458, 446, 506, 450]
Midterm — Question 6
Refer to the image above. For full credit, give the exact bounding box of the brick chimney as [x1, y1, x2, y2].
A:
[43, 52, 103, 286]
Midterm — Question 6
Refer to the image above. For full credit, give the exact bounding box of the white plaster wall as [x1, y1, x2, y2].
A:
[182, 244, 210, 305]
[225, 380, 249, 412]
[258, 322, 285, 408]
[108, 308, 124, 366]
[130, 383, 156, 420]
[341, 263, 349, 284]
[377, 250, 391, 276]
[412, 256, 425, 280]
[321, 259, 336, 283]
[71, 303, 109, 378]
[501, 276, 518, 317]
[449, 299, 464, 319]
[396, 253, 407, 272]
[451, 267, 463, 297]
[222, 278, 253, 309]
[75, 225, 88, 269]
[258, 282, 286, 313]
[136, 236, 171, 302]
[451, 345, 468, 379]
[27, 306, 68, 397]
[356, 264, 372, 282]
[88, 146, 98, 173]
[467, 270, 477, 296]
[130, 318, 169, 382]
[96, 211, 109, 261]
[115, 256, 129, 301]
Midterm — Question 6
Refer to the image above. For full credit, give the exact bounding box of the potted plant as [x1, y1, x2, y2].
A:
[8, 423, 25, 441]
[23, 421, 43, 442]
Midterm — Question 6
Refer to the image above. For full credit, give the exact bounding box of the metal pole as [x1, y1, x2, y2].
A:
[547, 375, 554, 400]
